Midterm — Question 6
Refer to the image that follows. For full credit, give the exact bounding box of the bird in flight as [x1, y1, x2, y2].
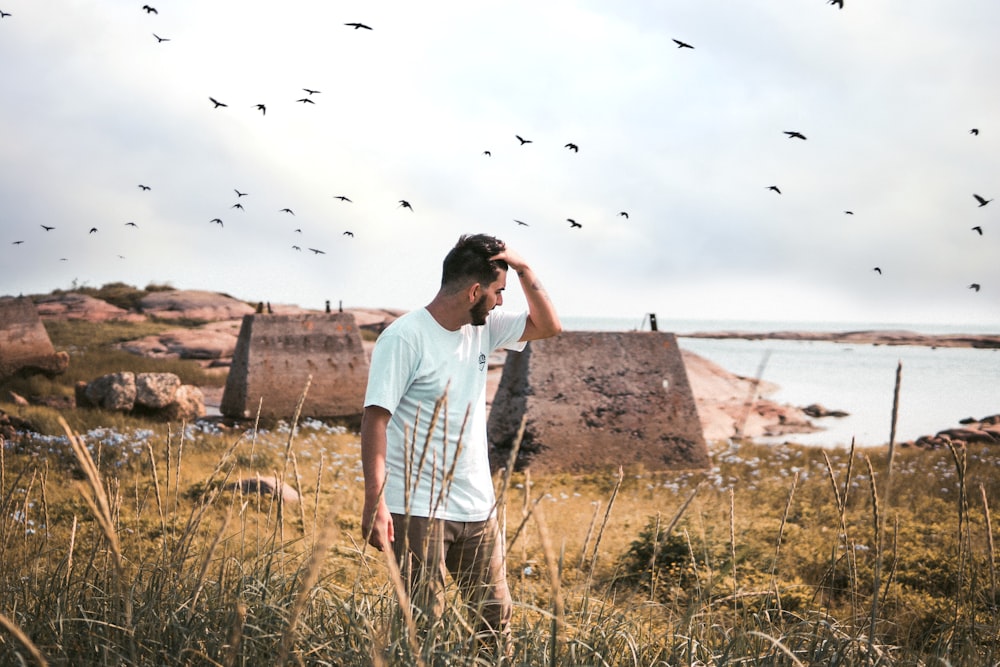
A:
[673, 39, 694, 49]
[41, 225, 55, 231]
[970, 128, 979, 136]
[483, 150, 491, 156]
[567, 219, 582, 228]
[294, 228, 302, 233]
[142, 5, 157, 14]
[125, 222, 138, 227]
[784, 131, 807, 140]
[231, 202, 244, 210]
[766, 185, 782, 194]
[153, 33, 169, 42]
[969, 283, 981, 292]
[333, 195, 352, 202]
[209, 97, 227, 108]
[308, 248, 326, 254]
[972, 226, 983, 235]
[296, 98, 316, 104]
[89, 227, 98, 234]
[255, 104, 266, 115]
[235, 189, 248, 197]
[618, 211, 629, 219]
[565, 142, 579, 152]
[303, 88, 321, 95]
[398, 200, 413, 210]
[0, 10, 12, 18]
[514, 220, 529, 226]
[516, 135, 532, 145]
[292, 245, 301, 251]
[973, 194, 992, 207]
[844, 210, 854, 215]
[343, 231, 354, 237]
[210, 218, 223, 227]
[280, 208, 294, 215]
[12, 240, 24, 245]
[828, 0, 843, 8]
[873, 267, 882, 275]
[138, 184, 151, 191]
[345, 22, 372, 30]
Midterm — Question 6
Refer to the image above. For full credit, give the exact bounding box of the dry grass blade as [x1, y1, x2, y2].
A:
[277, 521, 340, 665]
[186, 506, 233, 621]
[534, 502, 565, 662]
[769, 472, 798, 604]
[865, 454, 882, 652]
[381, 546, 426, 667]
[981, 483, 997, 603]
[0, 611, 49, 667]
[747, 630, 806, 667]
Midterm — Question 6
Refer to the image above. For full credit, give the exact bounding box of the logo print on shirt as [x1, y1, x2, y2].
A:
[478, 353, 487, 372]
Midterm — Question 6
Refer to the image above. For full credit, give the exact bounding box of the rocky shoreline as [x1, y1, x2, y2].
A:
[683, 329, 1000, 349]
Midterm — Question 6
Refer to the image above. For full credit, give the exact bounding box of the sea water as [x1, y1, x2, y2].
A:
[561, 316, 1000, 448]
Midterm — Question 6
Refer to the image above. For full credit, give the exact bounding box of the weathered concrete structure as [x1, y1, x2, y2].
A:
[220, 313, 368, 420]
[488, 331, 710, 474]
[0, 297, 69, 379]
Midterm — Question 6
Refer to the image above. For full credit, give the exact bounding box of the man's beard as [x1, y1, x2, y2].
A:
[470, 294, 490, 326]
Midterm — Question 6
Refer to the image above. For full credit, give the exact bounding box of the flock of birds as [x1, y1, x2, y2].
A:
[1, 0, 993, 303]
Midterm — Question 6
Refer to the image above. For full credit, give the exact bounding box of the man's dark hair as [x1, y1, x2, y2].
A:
[441, 234, 508, 292]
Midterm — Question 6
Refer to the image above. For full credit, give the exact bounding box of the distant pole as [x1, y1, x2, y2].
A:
[649, 313, 658, 331]
[338, 300, 343, 313]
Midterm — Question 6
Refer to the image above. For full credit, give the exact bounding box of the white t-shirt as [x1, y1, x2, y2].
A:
[364, 307, 528, 521]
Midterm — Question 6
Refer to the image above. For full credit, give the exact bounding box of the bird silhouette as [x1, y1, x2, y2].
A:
[766, 185, 782, 194]
[398, 200, 413, 210]
[125, 222, 138, 227]
[152, 33, 169, 42]
[784, 131, 807, 140]
[565, 142, 579, 152]
[333, 195, 352, 202]
[308, 248, 326, 254]
[89, 227, 98, 234]
[973, 194, 992, 207]
[345, 22, 372, 30]
[292, 245, 301, 251]
[235, 189, 248, 197]
[844, 210, 854, 215]
[483, 150, 491, 156]
[828, 0, 843, 8]
[138, 184, 151, 191]
[969, 283, 981, 292]
[514, 220, 529, 226]
[210, 218, 223, 227]
[673, 39, 694, 49]
[0, 10, 12, 17]
[343, 231, 354, 237]
[209, 97, 227, 108]
[303, 88, 321, 95]
[970, 128, 979, 136]
[567, 219, 582, 228]
[618, 211, 629, 219]
[296, 98, 315, 104]
[231, 203, 244, 210]
[142, 5, 157, 14]
[255, 104, 266, 115]
[280, 208, 294, 215]
[873, 267, 882, 275]
[515, 135, 532, 145]
[40, 225, 54, 231]
[294, 228, 302, 233]
[12, 240, 24, 245]
[972, 226, 983, 235]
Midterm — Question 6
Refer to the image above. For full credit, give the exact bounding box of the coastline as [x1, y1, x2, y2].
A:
[681, 330, 1000, 349]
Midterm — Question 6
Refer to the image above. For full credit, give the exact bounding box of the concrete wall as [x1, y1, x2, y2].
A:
[0, 297, 69, 378]
[220, 313, 368, 420]
[488, 331, 710, 474]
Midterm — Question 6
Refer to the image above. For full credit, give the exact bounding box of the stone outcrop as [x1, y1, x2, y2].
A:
[139, 290, 255, 322]
[488, 332, 710, 474]
[117, 321, 240, 360]
[903, 414, 1000, 449]
[76, 372, 205, 420]
[226, 475, 300, 503]
[220, 313, 369, 420]
[33, 292, 145, 322]
[684, 329, 1000, 350]
[0, 297, 70, 378]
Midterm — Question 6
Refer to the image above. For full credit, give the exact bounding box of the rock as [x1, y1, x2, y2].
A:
[802, 403, 850, 418]
[118, 325, 240, 360]
[33, 292, 145, 322]
[6, 391, 29, 407]
[78, 372, 205, 421]
[135, 373, 182, 409]
[0, 297, 71, 378]
[227, 475, 300, 503]
[139, 290, 255, 322]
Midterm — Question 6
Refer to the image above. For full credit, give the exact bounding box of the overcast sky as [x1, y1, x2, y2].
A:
[1, 0, 998, 327]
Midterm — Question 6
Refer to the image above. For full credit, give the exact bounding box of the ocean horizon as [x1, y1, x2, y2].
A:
[560, 315, 1000, 448]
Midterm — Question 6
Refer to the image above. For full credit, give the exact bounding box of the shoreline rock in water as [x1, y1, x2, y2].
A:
[682, 329, 1000, 349]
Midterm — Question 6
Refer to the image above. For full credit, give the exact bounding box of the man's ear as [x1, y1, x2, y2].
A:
[466, 282, 481, 303]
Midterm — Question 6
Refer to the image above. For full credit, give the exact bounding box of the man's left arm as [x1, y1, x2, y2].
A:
[492, 249, 562, 341]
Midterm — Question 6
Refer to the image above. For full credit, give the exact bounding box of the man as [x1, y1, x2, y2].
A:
[361, 233, 561, 653]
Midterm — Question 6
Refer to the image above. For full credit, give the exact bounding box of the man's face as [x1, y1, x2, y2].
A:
[470, 271, 506, 326]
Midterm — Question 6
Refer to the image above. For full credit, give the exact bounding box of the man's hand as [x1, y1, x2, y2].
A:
[490, 248, 528, 275]
[362, 495, 394, 551]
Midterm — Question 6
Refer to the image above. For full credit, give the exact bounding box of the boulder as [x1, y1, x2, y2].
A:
[227, 475, 300, 503]
[135, 373, 182, 409]
[118, 325, 239, 360]
[33, 292, 145, 322]
[83, 372, 137, 411]
[139, 290, 255, 322]
[802, 403, 850, 418]
[78, 372, 205, 420]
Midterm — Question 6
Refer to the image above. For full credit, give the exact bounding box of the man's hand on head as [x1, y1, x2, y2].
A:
[490, 249, 528, 275]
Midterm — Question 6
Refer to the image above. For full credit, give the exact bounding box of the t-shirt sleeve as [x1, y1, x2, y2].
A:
[363, 331, 417, 413]
[491, 310, 529, 352]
